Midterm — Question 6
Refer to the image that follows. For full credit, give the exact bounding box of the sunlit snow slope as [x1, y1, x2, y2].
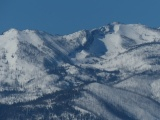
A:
[1, 23, 160, 119]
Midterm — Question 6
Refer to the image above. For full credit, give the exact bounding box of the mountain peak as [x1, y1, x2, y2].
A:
[1, 23, 160, 119]
[110, 21, 121, 25]
[0, 23, 160, 99]
[4, 28, 19, 35]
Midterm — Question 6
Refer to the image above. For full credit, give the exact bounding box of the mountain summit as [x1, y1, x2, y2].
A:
[1, 23, 160, 119]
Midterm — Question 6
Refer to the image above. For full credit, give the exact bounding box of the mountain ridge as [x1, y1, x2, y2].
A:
[1, 23, 160, 119]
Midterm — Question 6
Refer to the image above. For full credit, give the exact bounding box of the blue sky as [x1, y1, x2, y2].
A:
[1, 0, 160, 35]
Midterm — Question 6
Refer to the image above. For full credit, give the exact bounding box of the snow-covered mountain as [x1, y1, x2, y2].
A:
[1, 23, 160, 119]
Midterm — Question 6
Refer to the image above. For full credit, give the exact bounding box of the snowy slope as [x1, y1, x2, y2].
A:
[74, 83, 160, 120]
[1, 23, 160, 119]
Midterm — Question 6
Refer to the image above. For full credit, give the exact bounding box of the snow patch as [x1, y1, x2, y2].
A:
[76, 50, 89, 60]
[151, 79, 160, 102]
[113, 24, 120, 33]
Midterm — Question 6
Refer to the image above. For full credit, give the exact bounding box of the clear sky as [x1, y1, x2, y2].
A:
[1, 0, 160, 35]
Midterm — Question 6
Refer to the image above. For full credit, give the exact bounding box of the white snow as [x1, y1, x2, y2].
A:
[151, 79, 160, 102]
[113, 24, 120, 33]
[0, 28, 19, 69]
[80, 83, 160, 120]
[1, 22, 160, 120]
[75, 50, 89, 60]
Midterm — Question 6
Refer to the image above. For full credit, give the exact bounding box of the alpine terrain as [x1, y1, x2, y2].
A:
[1, 22, 160, 119]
